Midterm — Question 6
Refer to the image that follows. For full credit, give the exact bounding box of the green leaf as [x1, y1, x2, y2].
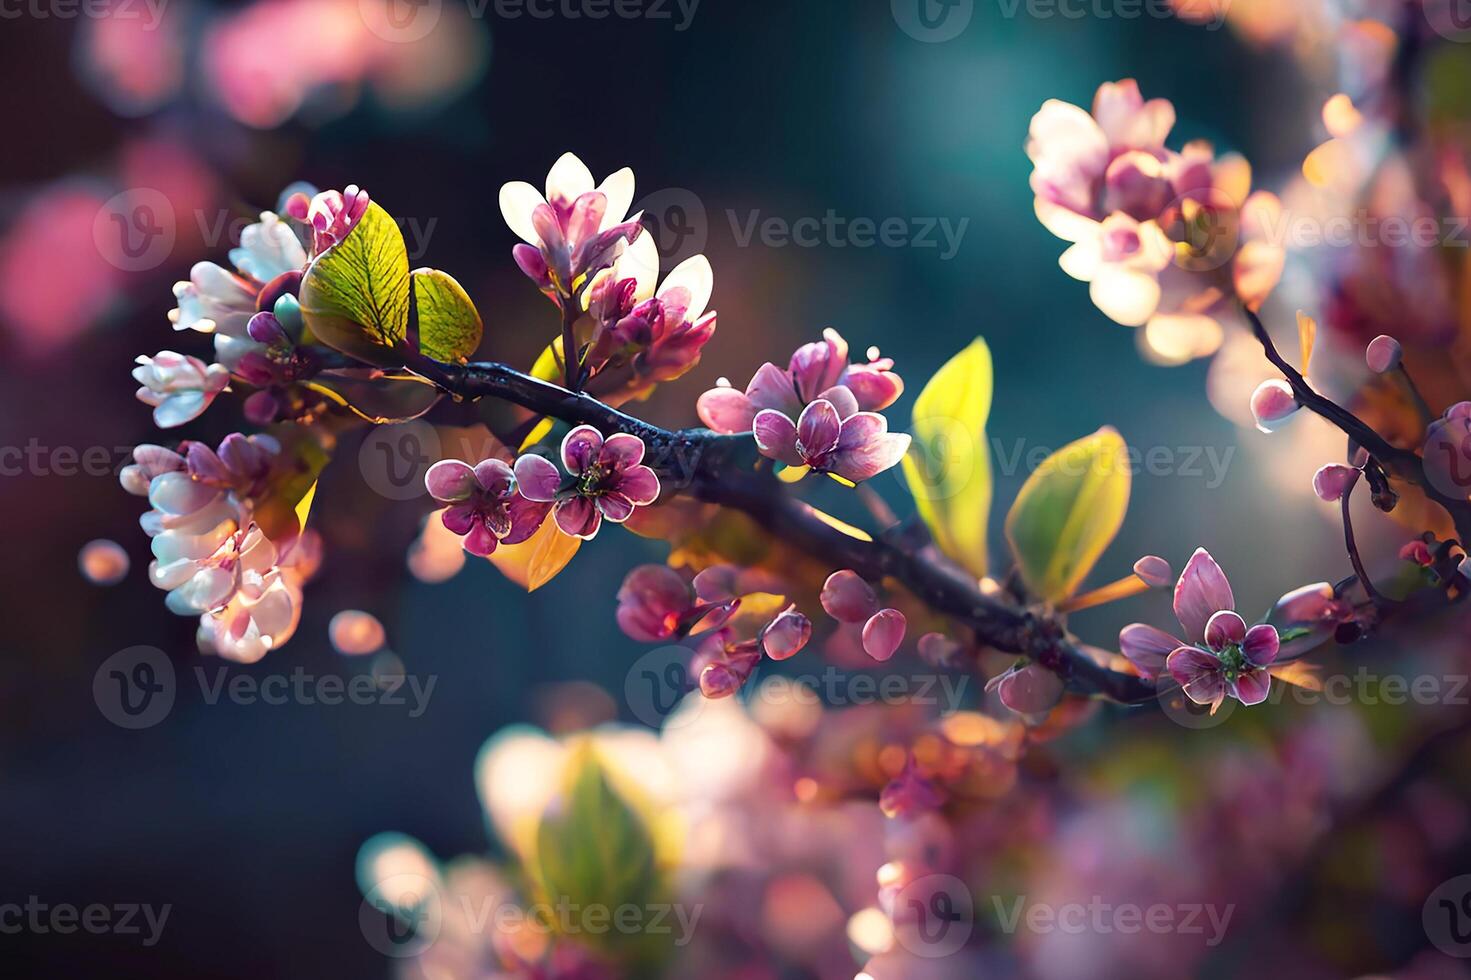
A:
[1004, 427, 1131, 603]
[533, 743, 664, 959]
[298, 201, 411, 366]
[901, 338, 994, 579]
[412, 268, 482, 363]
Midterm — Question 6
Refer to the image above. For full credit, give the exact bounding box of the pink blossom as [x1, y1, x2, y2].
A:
[1400, 540, 1435, 567]
[133, 351, 230, 428]
[753, 399, 910, 483]
[696, 328, 903, 435]
[989, 662, 1066, 715]
[425, 458, 549, 557]
[879, 759, 946, 818]
[498, 152, 644, 302]
[285, 185, 370, 255]
[614, 564, 736, 642]
[586, 255, 717, 383]
[692, 628, 762, 699]
[1132, 555, 1173, 588]
[1120, 548, 1280, 708]
[513, 425, 660, 540]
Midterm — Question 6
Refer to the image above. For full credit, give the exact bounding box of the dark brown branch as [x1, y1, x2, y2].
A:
[1242, 305, 1471, 544]
[405, 353, 1157, 704]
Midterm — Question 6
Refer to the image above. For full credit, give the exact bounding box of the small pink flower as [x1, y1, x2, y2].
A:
[425, 458, 548, 557]
[862, 608, 907, 662]
[498, 153, 644, 302]
[587, 256, 718, 384]
[513, 425, 660, 540]
[753, 399, 910, 483]
[614, 564, 736, 643]
[696, 328, 903, 435]
[133, 351, 230, 428]
[286, 185, 370, 255]
[1120, 548, 1280, 708]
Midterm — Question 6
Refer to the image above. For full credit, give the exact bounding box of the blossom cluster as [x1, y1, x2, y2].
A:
[1028, 79, 1284, 363]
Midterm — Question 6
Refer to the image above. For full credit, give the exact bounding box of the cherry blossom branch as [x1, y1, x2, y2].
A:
[1243, 305, 1471, 544]
[404, 352, 1158, 704]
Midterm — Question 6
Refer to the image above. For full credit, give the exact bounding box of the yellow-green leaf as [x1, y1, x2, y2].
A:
[298, 201, 411, 366]
[413, 268, 483, 363]
[1004, 427, 1131, 603]
[901, 338, 993, 579]
[487, 516, 581, 591]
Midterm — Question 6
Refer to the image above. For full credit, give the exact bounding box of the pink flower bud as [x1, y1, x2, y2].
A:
[699, 662, 743, 699]
[820, 569, 878, 623]
[1312, 463, 1360, 502]
[917, 631, 962, 667]
[1132, 555, 1173, 588]
[1250, 379, 1300, 433]
[761, 605, 811, 661]
[1365, 335, 1402, 374]
[878, 762, 945, 819]
[862, 608, 907, 662]
[994, 663, 1065, 715]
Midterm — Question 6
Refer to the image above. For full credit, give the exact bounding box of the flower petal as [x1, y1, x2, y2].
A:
[599, 431, 646, 469]
[1118, 623, 1181, 679]
[560, 425, 604, 475]
[512, 454, 562, 502]
[441, 503, 477, 536]
[815, 384, 860, 420]
[796, 399, 842, 460]
[498, 181, 547, 246]
[1242, 624, 1280, 666]
[1173, 547, 1235, 644]
[753, 410, 802, 466]
[761, 605, 812, 661]
[696, 386, 756, 435]
[1166, 646, 1226, 705]
[501, 496, 551, 545]
[554, 496, 602, 540]
[425, 460, 477, 502]
[473, 458, 515, 497]
[1233, 667, 1271, 706]
[1204, 609, 1247, 651]
[657, 254, 713, 323]
[616, 465, 660, 506]
[596, 166, 635, 227]
[545, 151, 595, 209]
[464, 523, 499, 557]
[595, 492, 635, 523]
[745, 362, 803, 417]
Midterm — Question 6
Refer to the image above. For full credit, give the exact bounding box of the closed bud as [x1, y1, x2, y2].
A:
[1365, 335, 1402, 374]
[820, 569, 878, 623]
[1132, 555, 1173, 588]
[1250, 379, 1300, 433]
[862, 608, 907, 662]
[761, 605, 811, 661]
[1312, 463, 1359, 502]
